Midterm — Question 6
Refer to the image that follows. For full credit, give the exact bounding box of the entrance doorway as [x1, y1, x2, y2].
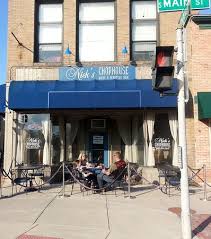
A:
[89, 133, 109, 167]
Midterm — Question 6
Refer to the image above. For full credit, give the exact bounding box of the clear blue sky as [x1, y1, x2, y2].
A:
[0, 0, 8, 85]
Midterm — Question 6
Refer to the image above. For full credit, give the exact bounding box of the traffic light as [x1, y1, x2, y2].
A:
[152, 46, 175, 92]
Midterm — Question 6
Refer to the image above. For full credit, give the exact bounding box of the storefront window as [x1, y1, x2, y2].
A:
[116, 117, 144, 166]
[16, 114, 50, 166]
[153, 113, 173, 166]
[14, 113, 175, 167]
[51, 124, 61, 165]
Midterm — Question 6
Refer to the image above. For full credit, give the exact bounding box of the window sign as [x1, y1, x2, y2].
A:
[154, 137, 171, 150]
[26, 138, 41, 149]
[59, 66, 136, 81]
[93, 136, 104, 144]
[21, 114, 49, 165]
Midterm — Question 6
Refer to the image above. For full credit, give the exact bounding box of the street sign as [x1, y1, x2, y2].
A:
[179, 11, 190, 27]
[158, 0, 210, 12]
[191, 0, 210, 9]
[178, 4, 191, 27]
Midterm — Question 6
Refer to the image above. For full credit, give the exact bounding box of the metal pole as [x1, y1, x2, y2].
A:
[203, 164, 207, 201]
[127, 162, 131, 197]
[177, 27, 192, 239]
[62, 160, 65, 197]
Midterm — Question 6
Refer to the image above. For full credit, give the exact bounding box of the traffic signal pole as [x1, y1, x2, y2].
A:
[176, 27, 192, 239]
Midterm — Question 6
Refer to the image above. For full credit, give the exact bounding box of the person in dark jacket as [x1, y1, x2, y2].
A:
[97, 151, 126, 190]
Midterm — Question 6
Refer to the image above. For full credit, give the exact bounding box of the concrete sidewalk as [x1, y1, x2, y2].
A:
[0, 184, 211, 239]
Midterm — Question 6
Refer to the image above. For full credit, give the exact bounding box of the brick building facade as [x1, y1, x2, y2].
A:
[186, 13, 211, 179]
[4, 0, 211, 181]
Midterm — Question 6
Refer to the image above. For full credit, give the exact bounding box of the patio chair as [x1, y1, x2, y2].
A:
[11, 171, 31, 195]
[158, 166, 181, 196]
[70, 168, 96, 195]
[108, 166, 127, 196]
[28, 167, 45, 191]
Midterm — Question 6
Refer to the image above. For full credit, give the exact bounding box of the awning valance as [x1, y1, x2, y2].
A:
[198, 92, 211, 120]
[8, 80, 177, 110]
[0, 84, 6, 114]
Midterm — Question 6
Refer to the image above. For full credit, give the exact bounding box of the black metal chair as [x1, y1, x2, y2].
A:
[12, 174, 31, 195]
[158, 166, 181, 196]
[70, 167, 96, 195]
[28, 167, 45, 191]
[109, 167, 127, 196]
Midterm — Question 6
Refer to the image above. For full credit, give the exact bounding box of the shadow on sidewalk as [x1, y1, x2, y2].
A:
[192, 215, 211, 238]
[168, 207, 211, 238]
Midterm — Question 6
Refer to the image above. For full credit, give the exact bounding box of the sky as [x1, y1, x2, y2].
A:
[0, 0, 8, 85]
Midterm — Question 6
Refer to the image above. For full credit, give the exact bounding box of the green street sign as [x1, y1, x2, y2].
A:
[178, 2, 191, 26]
[191, 0, 210, 9]
[179, 9, 190, 27]
[158, 0, 210, 12]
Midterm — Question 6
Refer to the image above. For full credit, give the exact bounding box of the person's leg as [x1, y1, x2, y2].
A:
[102, 175, 114, 190]
[97, 172, 104, 189]
[97, 173, 114, 189]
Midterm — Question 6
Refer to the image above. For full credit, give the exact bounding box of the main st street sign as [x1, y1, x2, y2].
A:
[158, 0, 210, 12]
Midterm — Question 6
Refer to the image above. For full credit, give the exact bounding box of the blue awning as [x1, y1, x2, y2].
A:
[0, 84, 6, 114]
[8, 80, 177, 110]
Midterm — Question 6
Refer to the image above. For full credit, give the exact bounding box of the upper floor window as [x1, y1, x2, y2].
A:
[131, 1, 157, 61]
[78, 2, 115, 62]
[35, 1, 63, 63]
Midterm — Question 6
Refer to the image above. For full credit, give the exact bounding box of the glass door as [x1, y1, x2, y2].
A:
[89, 133, 108, 167]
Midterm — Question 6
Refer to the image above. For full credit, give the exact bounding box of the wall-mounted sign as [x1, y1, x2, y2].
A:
[59, 66, 136, 81]
[154, 137, 171, 150]
[26, 138, 41, 149]
[93, 136, 104, 145]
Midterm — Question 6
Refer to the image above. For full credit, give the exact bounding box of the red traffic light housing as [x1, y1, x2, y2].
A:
[152, 46, 175, 92]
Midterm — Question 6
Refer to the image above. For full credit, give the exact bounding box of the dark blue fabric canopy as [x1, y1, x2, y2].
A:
[0, 84, 6, 114]
[8, 80, 177, 110]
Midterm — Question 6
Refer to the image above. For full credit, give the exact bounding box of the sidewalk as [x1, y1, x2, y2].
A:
[0, 184, 211, 239]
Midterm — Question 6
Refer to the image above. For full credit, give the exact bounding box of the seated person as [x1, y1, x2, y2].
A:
[97, 152, 126, 190]
[96, 152, 104, 166]
[75, 154, 99, 188]
[78, 153, 88, 167]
